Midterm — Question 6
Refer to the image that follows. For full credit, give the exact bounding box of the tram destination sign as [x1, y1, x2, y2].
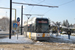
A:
[37, 21, 47, 23]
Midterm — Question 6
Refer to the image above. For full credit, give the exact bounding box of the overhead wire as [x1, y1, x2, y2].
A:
[59, 0, 74, 6]
[29, 6, 34, 13]
[31, 0, 45, 4]
[29, 0, 45, 13]
[37, 0, 45, 4]
[43, 0, 74, 15]
[23, 0, 26, 2]
[31, 0, 37, 3]
[43, 9, 53, 15]
[23, 0, 74, 15]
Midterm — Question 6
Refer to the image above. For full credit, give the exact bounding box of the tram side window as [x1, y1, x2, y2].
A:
[24, 25, 34, 32]
[32, 23, 36, 32]
[31, 26, 34, 32]
[27, 24, 32, 32]
[27, 24, 35, 32]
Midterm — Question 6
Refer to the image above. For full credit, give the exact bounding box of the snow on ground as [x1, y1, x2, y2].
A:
[0, 32, 75, 44]
[61, 34, 75, 43]
[34, 41, 44, 45]
[50, 33, 74, 43]
[0, 34, 33, 44]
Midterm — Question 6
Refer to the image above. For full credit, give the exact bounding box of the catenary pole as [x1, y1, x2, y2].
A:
[9, 0, 12, 39]
[21, 5, 23, 35]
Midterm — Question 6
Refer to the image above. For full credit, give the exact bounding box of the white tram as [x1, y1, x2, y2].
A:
[24, 17, 50, 40]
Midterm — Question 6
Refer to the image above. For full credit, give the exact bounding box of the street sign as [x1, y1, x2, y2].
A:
[17, 17, 20, 22]
[13, 23, 18, 28]
[17, 22, 20, 26]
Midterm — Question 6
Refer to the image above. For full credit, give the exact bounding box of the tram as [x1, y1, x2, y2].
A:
[23, 17, 50, 40]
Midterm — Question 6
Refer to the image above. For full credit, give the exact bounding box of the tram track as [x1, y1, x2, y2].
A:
[32, 40, 73, 50]
[31, 36, 74, 45]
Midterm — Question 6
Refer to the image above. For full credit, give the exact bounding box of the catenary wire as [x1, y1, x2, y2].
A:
[43, 0, 74, 15]
[59, 0, 74, 6]
[29, 0, 45, 13]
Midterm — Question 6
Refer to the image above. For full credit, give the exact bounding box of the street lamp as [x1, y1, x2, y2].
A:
[26, 16, 31, 34]
[24, 14, 31, 37]
[27, 17, 30, 31]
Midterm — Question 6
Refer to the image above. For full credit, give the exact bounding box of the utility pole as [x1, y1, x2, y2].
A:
[21, 5, 23, 35]
[9, 0, 12, 39]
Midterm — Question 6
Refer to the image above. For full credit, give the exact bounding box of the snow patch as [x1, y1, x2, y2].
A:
[34, 41, 43, 45]
[0, 34, 33, 44]
[50, 33, 73, 43]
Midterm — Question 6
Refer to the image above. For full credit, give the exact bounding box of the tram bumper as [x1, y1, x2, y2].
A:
[37, 37, 50, 41]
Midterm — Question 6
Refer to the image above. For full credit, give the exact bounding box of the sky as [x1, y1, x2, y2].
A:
[0, 0, 75, 25]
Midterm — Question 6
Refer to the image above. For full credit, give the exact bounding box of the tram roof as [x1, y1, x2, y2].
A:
[24, 17, 49, 25]
[36, 18, 48, 19]
[28, 17, 48, 21]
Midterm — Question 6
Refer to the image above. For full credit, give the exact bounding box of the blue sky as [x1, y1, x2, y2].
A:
[0, 0, 75, 24]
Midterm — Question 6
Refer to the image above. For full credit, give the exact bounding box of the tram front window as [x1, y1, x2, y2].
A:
[36, 23, 49, 33]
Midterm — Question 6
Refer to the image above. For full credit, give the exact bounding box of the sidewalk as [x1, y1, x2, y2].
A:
[0, 34, 33, 44]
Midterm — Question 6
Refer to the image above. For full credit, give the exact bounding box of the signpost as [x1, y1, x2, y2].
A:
[13, 23, 17, 28]
[13, 23, 17, 38]
[17, 17, 20, 22]
[17, 17, 20, 39]
[17, 22, 20, 26]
